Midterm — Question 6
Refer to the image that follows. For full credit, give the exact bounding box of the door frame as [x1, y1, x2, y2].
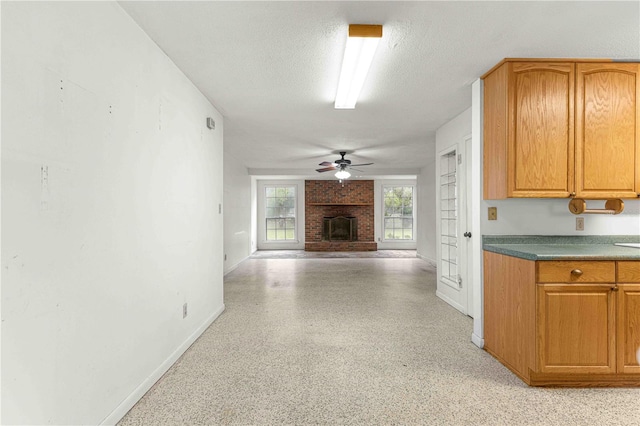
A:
[464, 134, 474, 317]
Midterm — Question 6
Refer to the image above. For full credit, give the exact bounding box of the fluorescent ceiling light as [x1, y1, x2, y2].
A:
[334, 24, 383, 109]
[335, 170, 351, 180]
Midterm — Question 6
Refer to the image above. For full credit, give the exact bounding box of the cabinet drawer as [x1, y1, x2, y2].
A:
[618, 261, 640, 282]
[537, 261, 615, 283]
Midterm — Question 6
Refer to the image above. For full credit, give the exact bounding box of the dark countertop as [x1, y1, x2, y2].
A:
[483, 235, 640, 261]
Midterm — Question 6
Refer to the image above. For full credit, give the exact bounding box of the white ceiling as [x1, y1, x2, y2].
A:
[119, 1, 640, 178]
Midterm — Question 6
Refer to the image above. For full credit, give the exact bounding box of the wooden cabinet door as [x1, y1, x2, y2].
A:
[617, 284, 640, 374]
[576, 63, 640, 199]
[537, 284, 616, 374]
[509, 62, 575, 197]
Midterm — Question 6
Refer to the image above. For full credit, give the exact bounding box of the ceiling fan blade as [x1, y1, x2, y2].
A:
[316, 166, 337, 172]
[349, 168, 365, 172]
[349, 163, 374, 167]
[318, 161, 335, 166]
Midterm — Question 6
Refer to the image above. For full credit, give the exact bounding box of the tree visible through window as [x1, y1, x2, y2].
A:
[265, 186, 296, 241]
[383, 186, 414, 240]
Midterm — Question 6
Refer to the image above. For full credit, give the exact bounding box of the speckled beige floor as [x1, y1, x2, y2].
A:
[119, 258, 640, 425]
[250, 250, 418, 259]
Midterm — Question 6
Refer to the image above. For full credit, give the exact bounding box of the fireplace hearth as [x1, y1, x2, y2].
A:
[323, 216, 357, 241]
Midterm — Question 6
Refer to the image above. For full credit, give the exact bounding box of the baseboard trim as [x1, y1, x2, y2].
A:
[416, 253, 437, 267]
[224, 255, 249, 276]
[436, 290, 466, 315]
[100, 304, 226, 425]
[471, 333, 484, 349]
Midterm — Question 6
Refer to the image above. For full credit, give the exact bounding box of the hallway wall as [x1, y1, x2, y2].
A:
[416, 162, 437, 263]
[223, 151, 252, 273]
[1, 3, 224, 424]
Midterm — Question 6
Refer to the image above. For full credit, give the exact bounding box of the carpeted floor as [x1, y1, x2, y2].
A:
[119, 258, 640, 425]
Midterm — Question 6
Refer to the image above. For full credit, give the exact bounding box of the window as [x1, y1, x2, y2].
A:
[265, 185, 296, 241]
[383, 186, 414, 240]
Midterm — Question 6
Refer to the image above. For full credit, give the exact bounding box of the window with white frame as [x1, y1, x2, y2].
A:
[383, 186, 414, 240]
[265, 185, 296, 241]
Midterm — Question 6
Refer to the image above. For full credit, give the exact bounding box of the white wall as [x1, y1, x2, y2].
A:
[1, 3, 224, 424]
[224, 152, 252, 273]
[435, 108, 473, 155]
[416, 162, 437, 263]
[482, 198, 640, 235]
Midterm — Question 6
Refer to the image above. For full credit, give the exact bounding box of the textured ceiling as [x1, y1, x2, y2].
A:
[119, 1, 640, 178]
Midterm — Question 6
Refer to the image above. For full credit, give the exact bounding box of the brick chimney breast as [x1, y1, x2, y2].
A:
[304, 180, 377, 251]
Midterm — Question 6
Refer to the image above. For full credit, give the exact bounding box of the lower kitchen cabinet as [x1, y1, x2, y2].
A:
[537, 283, 616, 374]
[484, 251, 640, 386]
[618, 261, 640, 374]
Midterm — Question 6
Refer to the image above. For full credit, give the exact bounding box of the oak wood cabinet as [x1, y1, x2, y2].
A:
[483, 59, 640, 200]
[576, 63, 640, 199]
[537, 284, 616, 374]
[618, 262, 640, 374]
[484, 251, 640, 386]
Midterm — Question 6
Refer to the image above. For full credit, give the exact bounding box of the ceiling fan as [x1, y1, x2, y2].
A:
[316, 152, 373, 179]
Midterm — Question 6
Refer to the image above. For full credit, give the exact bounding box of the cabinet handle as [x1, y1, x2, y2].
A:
[612, 285, 619, 292]
[569, 192, 576, 197]
[571, 269, 583, 276]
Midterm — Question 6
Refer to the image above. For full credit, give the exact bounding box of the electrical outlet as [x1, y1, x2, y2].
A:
[576, 217, 584, 231]
[488, 207, 498, 221]
[183, 303, 188, 319]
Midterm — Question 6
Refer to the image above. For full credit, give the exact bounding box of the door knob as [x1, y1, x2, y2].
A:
[463, 232, 472, 238]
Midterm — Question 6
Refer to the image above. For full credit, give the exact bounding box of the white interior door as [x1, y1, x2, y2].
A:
[436, 140, 471, 316]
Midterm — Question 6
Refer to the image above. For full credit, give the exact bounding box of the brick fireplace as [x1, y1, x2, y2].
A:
[305, 180, 377, 251]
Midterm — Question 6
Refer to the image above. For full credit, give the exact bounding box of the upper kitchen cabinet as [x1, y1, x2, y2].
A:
[483, 61, 575, 199]
[483, 59, 640, 200]
[576, 63, 640, 199]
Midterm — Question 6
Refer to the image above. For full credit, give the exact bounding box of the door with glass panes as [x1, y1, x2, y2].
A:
[437, 142, 470, 315]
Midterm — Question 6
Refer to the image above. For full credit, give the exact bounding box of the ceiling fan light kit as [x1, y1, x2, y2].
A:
[316, 151, 374, 181]
[334, 24, 383, 109]
[335, 170, 351, 180]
